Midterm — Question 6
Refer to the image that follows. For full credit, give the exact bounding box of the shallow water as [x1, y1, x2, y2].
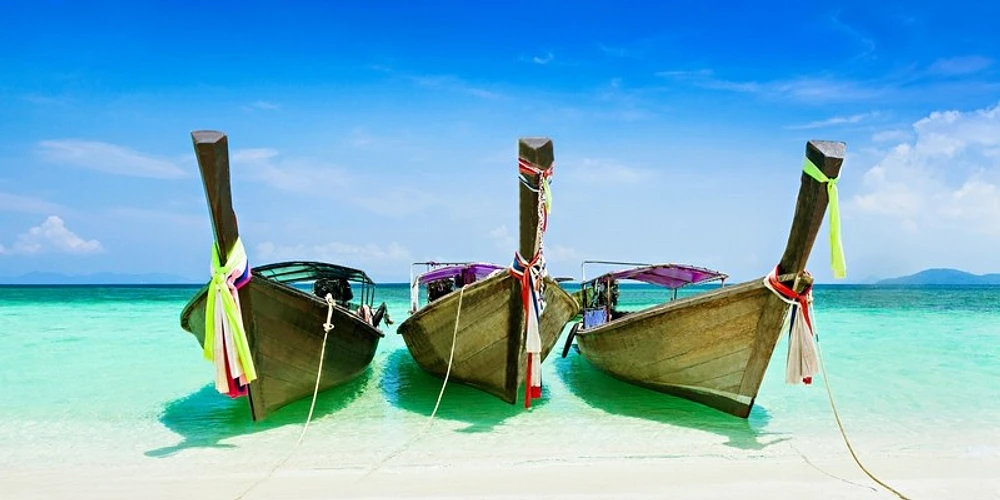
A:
[1, 283, 998, 473]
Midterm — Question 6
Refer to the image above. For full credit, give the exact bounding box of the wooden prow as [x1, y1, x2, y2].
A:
[505, 137, 555, 403]
[517, 137, 554, 257]
[737, 140, 846, 411]
[777, 140, 846, 283]
[190, 130, 266, 422]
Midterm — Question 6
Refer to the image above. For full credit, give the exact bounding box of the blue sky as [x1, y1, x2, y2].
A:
[2, 0, 1000, 283]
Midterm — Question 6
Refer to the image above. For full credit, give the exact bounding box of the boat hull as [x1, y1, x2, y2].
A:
[573, 279, 790, 418]
[180, 273, 383, 420]
[398, 272, 580, 403]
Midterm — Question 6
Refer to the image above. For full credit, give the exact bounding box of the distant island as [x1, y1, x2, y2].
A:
[876, 268, 1000, 285]
[0, 271, 200, 285]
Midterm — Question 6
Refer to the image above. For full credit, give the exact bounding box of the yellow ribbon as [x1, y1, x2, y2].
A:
[204, 237, 257, 382]
[540, 174, 552, 213]
[803, 158, 846, 279]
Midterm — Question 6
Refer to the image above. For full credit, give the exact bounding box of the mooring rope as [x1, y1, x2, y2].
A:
[351, 285, 466, 486]
[233, 293, 336, 500]
[815, 337, 911, 500]
[297, 294, 336, 445]
[764, 272, 910, 499]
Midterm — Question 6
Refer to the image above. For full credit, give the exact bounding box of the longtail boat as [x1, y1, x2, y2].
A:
[397, 138, 580, 407]
[561, 140, 847, 418]
[178, 130, 388, 422]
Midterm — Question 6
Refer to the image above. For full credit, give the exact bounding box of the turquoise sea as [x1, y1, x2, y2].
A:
[2, 283, 999, 496]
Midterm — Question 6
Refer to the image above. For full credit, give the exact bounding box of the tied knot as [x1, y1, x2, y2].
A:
[766, 266, 814, 304]
[512, 251, 541, 274]
[323, 293, 336, 333]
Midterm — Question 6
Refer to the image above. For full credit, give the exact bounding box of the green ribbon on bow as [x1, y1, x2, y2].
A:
[540, 174, 552, 213]
[204, 237, 257, 382]
[803, 158, 847, 279]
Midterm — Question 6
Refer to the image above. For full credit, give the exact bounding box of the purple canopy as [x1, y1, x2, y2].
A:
[415, 262, 505, 285]
[592, 264, 727, 290]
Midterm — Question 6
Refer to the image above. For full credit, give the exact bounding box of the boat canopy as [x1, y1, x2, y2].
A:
[414, 262, 505, 285]
[409, 261, 506, 313]
[585, 263, 727, 290]
[255, 261, 375, 285]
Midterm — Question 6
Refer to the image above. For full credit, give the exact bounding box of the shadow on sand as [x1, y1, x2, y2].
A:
[380, 348, 548, 433]
[555, 352, 789, 451]
[145, 368, 373, 457]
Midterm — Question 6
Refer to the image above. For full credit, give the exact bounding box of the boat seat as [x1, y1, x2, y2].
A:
[583, 307, 608, 329]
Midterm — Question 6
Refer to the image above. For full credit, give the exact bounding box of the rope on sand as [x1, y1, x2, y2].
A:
[815, 337, 911, 500]
[765, 270, 910, 499]
[233, 293, 336, 499]
[351, 285, 466, 486]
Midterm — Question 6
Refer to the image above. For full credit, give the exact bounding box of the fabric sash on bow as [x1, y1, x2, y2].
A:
[763, 266, 819, 385]
[509, 157, 553, 408]
[204, 237, 256, 397]
[803, 158, 846, 279]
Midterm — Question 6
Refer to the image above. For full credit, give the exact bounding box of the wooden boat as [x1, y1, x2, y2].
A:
[396, 138, 580, 406]
[178, 130, 387, 422]
[561, 140, 846, 418]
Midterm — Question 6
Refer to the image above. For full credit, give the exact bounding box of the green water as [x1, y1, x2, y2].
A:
[1, 284, 998, 472]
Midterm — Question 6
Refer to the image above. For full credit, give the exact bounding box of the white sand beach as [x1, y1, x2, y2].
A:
[5, 452, 999, 499]
[4, 409, 999, 500]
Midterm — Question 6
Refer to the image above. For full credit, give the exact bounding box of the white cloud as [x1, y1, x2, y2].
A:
[532, 52, 554, 65]
[106, 207, 204, 227]
[256, 241, 411, 264]
[849, 102, 1000, 236]
[231, 146, 450, 218]
[659, 59, 1000, 105]
[22, 93, 69, 105]
[828, 10, 876, 61]
[656, 70, 885, 103]
[406, 73, 502, 100]
[348, 186, 443, 218]
[231, 148, 352, 194]
[0, 192, 66, 214]
[927, 56, 993, 76]
[0, 216, 103, 256]
[248, 100, 280, 110]
[349, 128, 375, 148]
[37, 140, 186, 179]
[871, 129, 912, 143]
[489, 225, 515, 252]
[563, 158, 653, 185]
[710, 77, 885, 103]
[597, 43, 636, 59]
[544, 244, 581, 265]
[232, 148, 279, 162]
[655, 69, 713, 78]
[788, 112, 881, 130]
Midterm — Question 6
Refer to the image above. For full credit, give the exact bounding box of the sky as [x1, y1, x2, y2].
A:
[2, 0, 1000, 283]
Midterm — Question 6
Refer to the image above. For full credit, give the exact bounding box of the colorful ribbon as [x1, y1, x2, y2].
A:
[204, 237, 256, 397]
[511, 158, 554, 408]
[510, 251, 546, 405]
[803, 158, 846, 279]
[763, 266, 819, 385]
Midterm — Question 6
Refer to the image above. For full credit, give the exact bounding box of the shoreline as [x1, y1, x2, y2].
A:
[4, 452, 998, 499]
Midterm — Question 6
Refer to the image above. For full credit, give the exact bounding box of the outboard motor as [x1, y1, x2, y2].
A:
[314, 277, 352, 303]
